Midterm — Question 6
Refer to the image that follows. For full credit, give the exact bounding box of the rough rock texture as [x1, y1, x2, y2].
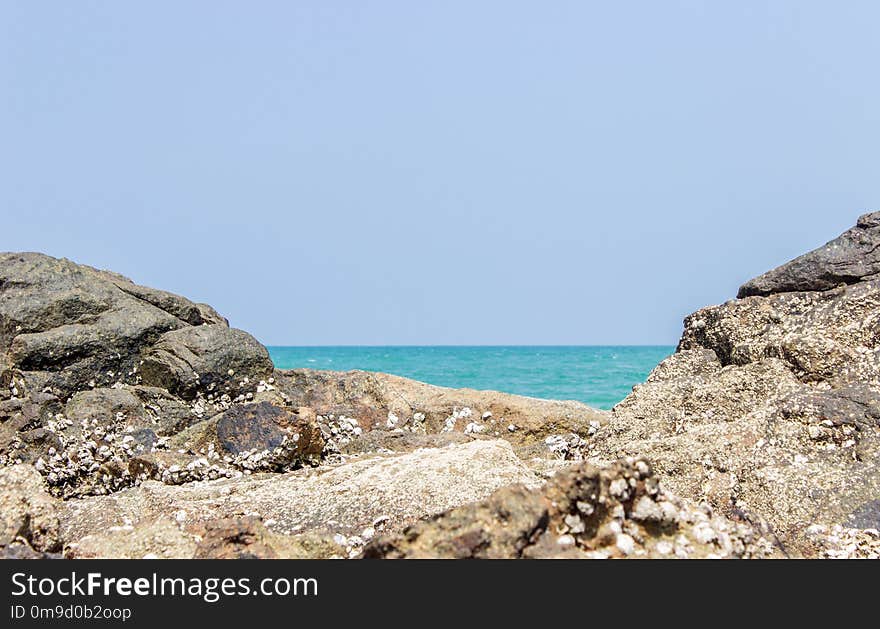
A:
[0, 252, 226, 398]
[65, 515, 345, 559]
[59, 440, 540, 557]
[596, 212, 880, 557]
[0, 464, 62, 554]
[191, 517, 344, 559]
[364, 457, 771, 559]
[739, 212, 880, 297]
[140, 326, 273, 400]
[0, 253, 316, 498]
[275, 368, 607, 453]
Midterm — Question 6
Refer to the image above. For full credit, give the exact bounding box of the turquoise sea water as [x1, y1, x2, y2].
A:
[268, 346, 674, 410]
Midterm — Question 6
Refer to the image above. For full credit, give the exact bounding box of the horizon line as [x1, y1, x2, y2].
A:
[264, 344, 678, 348]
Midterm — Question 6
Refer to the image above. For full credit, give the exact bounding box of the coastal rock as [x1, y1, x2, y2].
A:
[0, 464, 62, 553]
[191, 517, 344, 559]
[65, 515, 345, 559]
[139, 325, 273, 400]
[216, 402, 287, 454]
[59, 440, 540, 550]
[164, 402, 324, 471]
[363, 457, 771, 559]
[65, 516, 199, 559]
[738, 211, 880, 297]
[276, 368, 608, 453]
[0, 252, 222, 397]
[0, 252, 297, 496]
[600, 213, 880, 556]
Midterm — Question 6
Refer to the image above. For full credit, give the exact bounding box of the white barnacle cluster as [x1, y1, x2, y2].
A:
[387, 411, 428, 434]
[333, 514, 392, 558]
[551, 457, 765, 559]
[464, 421, 486, 435]
[255, 377, 276, 393]
[442, 406, 472, 433]
[189, 375, 278, 418]
[386, 411, 400, 429]
[317, 413, 363, 460]
[807, 524, 880, 559]
[33, 413, 159, 496]
[544, 433, 588, 460]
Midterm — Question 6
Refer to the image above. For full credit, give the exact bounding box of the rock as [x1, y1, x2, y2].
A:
[191, 516, 344, 559]
[599, 212, 880, 557]
[363, 458, 771, 559]
[0, 252, 224, 397]
[276, 368, 608, 452]
[738, 211, 880, 297]
[192, 516, 283, 559]
[167, 402, 324, 472]
[680, 280, 880, 384]
[59, 440, 540, 546]
[64, 387, 146, 428]
[65, 516, 199, 559]
[0, 464, 62, 553]
[215, 401, 288, 454]
[0, 545, 62, 559]
[130, 385, 201, 435]
[139, 326, 273, 399]
[65, 515, 346, 559]
[339, 430, 471, 455]
[0, 392, 63, 463]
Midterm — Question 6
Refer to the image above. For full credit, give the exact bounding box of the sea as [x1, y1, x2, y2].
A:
[268, 346, 675, 411]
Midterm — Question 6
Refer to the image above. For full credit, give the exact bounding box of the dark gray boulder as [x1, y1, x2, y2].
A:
[738, 212, 880, 298]
[0, 252, 281, 495]
[0, 252, 227, 396]
[139, 325, 273, 399]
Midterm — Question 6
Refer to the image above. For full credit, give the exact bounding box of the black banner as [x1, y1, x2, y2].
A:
[0, 559, 873, 626]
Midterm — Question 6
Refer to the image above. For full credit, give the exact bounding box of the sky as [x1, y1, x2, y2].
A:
[2, 2, 878, 345]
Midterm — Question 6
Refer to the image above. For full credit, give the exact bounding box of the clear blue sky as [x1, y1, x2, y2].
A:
[2, 2, 877, 345]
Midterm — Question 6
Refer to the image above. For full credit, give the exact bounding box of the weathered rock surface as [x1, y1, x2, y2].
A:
[59, 440, 540, 557]
[0, 253, 316, 497]
[275, 368, 607, 454]
[364, 457, 771, 559]
[739, 212, 880, 297]
[0, 252, 226, 397]
[0, 464, 62, 554]
[65, 515, 345, 560]
[595, 212, 880, 557]
[140, 326, 273, 400]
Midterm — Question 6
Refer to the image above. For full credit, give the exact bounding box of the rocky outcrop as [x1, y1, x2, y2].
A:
[364, 457, 771, 559]
[595, 212, 880, 557]
[59, 440, 540, 557]
[738, 212, 880, 297]
[0, 252, 228, 398]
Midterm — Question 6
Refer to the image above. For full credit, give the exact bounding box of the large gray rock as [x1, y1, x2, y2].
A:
[0, 252, 281, 496]
[738, 211, 880, 297]
[597, 212, 880, 557]
[139, 325, 273, 399]
[0, 252, 225, 397]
